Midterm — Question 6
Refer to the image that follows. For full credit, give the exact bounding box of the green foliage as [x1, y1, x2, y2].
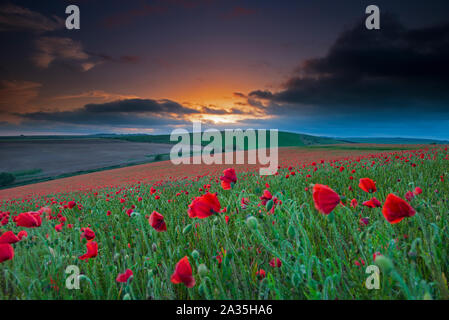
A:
[0, 172, 15, 186]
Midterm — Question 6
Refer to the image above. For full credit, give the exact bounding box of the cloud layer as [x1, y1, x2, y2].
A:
[0, 80, 41, 113]
[0, 4, 64, 33]
[32, 36, 98, 71]
[249, 16, 449, 119]
[17, 98, 200, 126]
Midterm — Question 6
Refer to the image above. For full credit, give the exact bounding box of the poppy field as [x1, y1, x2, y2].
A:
[1, 145, 448, 300]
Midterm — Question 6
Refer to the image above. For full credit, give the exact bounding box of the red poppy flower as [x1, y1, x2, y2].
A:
[405, 191, 415, 202]
[359, 178, 377, 193]
[1, 216, 8, 226]
[116, 269, 133, 283]
[220, 168, 237, 190]
[17, 230, 27, 240]
[256, 269, 266, 279]
[68, 201, 76, 209]
[14, 212, 42, 228]
[79, 241, 98, 261]
[80, 227, 96, 241]
[269, 258, 282, 268]
[0, 231, 20, 244]
[149, 211, 167, 232]
[171, 256, 195, 288]
[373, 252, 382, 261]
[241, 197, 249, 209]
[413, 187, 422, 195]
[0, 243, 14, 263]
[188, 192, 221, 219]
[359, 217, 369, 226]
[259, 190, 272, 205]
[362, 197, 382, 208]
[350, 199, 358, 208]
[382, 193, 416, 224]
[312, 184, 340, 214]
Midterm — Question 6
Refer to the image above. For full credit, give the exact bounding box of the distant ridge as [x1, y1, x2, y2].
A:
[110, 131, 345, 147]
[343, 137, 449, 145]
[1, 132, 447, 145]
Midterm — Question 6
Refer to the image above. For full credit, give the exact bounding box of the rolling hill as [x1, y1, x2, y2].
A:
[343, 137, 449, 145]
[109, 131, 345, 148]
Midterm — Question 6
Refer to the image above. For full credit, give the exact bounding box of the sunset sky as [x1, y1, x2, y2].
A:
[1, 0, 449, 138]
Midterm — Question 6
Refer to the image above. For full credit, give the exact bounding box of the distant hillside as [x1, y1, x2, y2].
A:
[3, 133, 446, 146]
[110, 131, 345, 148]
[344, 137, 449, 145]
[0, 131, 343, 146]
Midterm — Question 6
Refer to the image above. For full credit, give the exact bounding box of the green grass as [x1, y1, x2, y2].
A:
[110, 131, 344, 148]
[1, 147, 448, 300]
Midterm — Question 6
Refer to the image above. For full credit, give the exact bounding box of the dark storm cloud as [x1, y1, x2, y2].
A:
[17, 111, 174, 126]
[248, 90, 273, 100]
[83, 99, 198, 114]
[249, 15, 449, 117]
[17, 98, 199, 126]
[233, 92, 247, 98]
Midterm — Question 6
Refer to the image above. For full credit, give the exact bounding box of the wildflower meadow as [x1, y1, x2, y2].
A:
[1, 146, 448, 300]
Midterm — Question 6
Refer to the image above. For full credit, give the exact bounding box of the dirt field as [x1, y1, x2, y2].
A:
[0, 144, 430, 200]
[0, 139, 172, 178]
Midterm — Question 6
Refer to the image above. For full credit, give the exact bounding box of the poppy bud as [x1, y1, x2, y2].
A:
[78, 275, 93, 286]
[198, 264, 208, 277]
[130, 212, 140, 218]
[266, 199, 274, 211]
[191, 250, 200, 260]
[374, 255, 394, 273]
[246, 216, 258, 230]
[183, 224, 193, 234]
[152, 243, 157, 252]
